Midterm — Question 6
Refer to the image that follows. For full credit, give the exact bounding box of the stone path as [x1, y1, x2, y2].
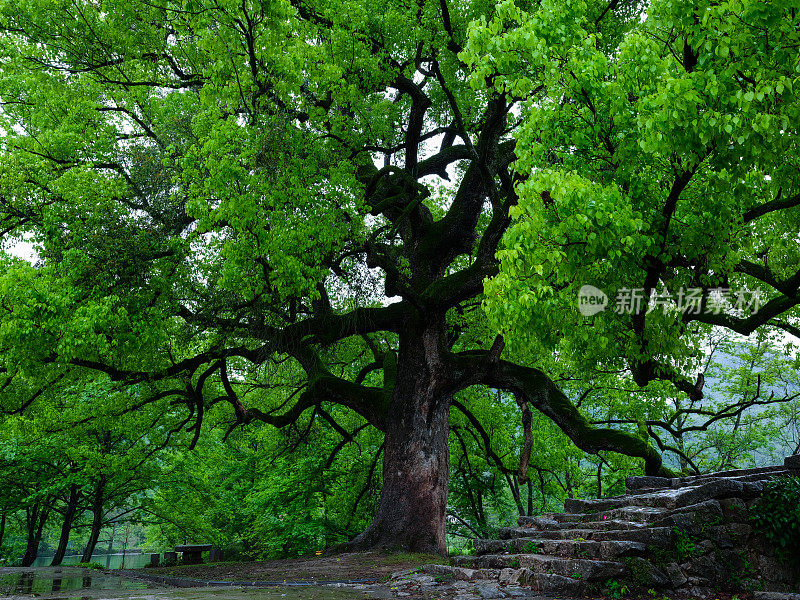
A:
[408, 457, 800, 597]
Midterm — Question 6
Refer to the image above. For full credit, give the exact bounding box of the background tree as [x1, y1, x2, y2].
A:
[144, 407, 383, 559]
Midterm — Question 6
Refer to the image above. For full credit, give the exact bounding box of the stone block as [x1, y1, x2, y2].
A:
[719, 497, 748, 521]
[696, 539, 715, 554]
[527, 573, 587, 596]
[474, 582, 505, 599]
[755, 592, 800, 600]
[664, 562, 687, 588]
[626, 476, 672, 491]
[498, 568, 524, 585]
[756, 554, 798, 583]
[675, 479, 744, 508]
[682, 554, 727, 583]
[784, 455, 800, 470]
[624, 557, 671, 587]
[599, 540, 647, 560]
[653, 500, 722, 534]
[743, 480, 767, 498]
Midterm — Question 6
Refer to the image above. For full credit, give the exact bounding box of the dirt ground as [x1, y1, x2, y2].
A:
[141, 552, 446, 582]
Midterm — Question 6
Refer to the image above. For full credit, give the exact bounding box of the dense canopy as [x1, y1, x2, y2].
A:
[0, 0, 798, 556]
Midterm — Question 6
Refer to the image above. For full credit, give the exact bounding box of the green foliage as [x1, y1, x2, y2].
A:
[522, 541, 540, 554]
[0, 537, 26, 566]
[718, 548, 755, 590]
[144, 408, 383, 559]
[750, 476, 800, 562]
[471, 0, 800, 476]
[604, 579, 629, 599]
[75, 562, 105, 570]
[673, 527, 698, 561]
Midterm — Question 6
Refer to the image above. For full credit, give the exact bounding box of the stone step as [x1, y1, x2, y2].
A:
[544, 499, 722, 532]
[438, 460, 798, 595]
[543, 505, 666, 524]
[626, 465, 794, 493]
[519, 515, 646, 531]
[650, 499, 723, 530]
[564, 489, 689, 513]
[516, 515, 559, 529]
[419, 563, 500, 581]
[497, 525, 674, 547]
[454, 553, 626, 581]
[473, 536, 647, 560]
[420, 563, 589, 595]
[526, 572, 588, 595]
[565, 478, 766, 513]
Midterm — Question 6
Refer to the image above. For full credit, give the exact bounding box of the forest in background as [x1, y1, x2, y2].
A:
[2, 328, 798, 565]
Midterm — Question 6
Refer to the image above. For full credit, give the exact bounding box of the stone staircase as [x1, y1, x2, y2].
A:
[421, 457, 800, 596]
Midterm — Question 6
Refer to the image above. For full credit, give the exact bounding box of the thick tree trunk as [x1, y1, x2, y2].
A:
[51, 485, 80, 566]
[348, 320, 451, 555]
[81, 477, 106, 563]
[21, 502, 49, 567]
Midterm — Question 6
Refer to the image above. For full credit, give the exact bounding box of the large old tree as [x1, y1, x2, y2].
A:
[1, 0, 799, 554]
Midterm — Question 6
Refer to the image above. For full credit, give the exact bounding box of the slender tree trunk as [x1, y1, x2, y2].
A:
[81, 477, 106, 563]
[0, 511, 6, 549]
[105, 522, 117, 569]
[21, 502, 49, 567]
[21, 505, 37, 566]
[348, 320, 451, 555]
[564, 457, 574, 500]
[674, 405, 689, 472]
[51, 485, 81, 566]
[596, 461, 603, 498]
[527, 481, 533, 516]
[106, 522, 117, 554]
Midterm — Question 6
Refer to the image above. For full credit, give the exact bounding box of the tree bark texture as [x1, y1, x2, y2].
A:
[81, 477, 106, 563]
[348, 320, 451, 554]
[51, 484, 81, 566]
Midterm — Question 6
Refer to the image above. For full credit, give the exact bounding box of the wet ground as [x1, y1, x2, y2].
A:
[0, 567, 394, 600]
[142, 552, 445, 582]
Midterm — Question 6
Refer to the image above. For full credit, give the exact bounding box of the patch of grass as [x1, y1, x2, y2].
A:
[75, 561, 106, 570]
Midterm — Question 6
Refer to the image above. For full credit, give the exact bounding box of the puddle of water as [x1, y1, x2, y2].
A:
[0, 571, 150, 595]
[31, 553, 152, 570]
